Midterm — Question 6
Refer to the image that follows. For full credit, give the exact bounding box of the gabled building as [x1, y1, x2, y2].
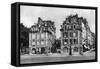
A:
[82, 19, 95, 51]
[29, 17, 56, 55]
[60, 14, 95, 55]
[60, 14, 83, 55]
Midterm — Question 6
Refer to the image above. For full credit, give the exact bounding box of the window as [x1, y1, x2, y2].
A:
[37, 41, 40, 45]
[66, 32, 68, 37]
[73, 18, 77, 23]
[45, 23, 47, 26]
[68, 25, 71, 29]
[45, 33, 48, 39]
[70, 39, 73, 44]
[65, 39, 68, 44]
[71, 25, 73, 30]
[74, 39, 78, 44]
[32, 42, 35, 45]
[63, 39, 68, 45]
[41, 33, 45, 39]
[73, 32, 78, 37]
[63, 32, 68, 37]
[37, 33, 40, 40]
[75, 25, 78, 29]
[65, 26, 67, 30]
[33, 39, 35, 42]
[70, 32, 73, 37]
[63, 33, 64, 37]
[32, 34, 35, 39]
[75, 25, 80, 30]
[74, 47, 78, 52]
[46, 41, 48, 45]
[32, 45, 35, 47]
[74, 25, 76, 29]
[31, 28, 34, 31]
[41, 41, 45, 45]
[35, 27, 38, 31]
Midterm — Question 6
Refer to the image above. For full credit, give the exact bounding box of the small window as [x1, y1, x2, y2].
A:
[65, 39, 68, 44]
[32, 42, 35, 45]
[70, 32, 73, 37]
[63, 32, 68, 37]
[65, 26, 67, 30]
[37, 41, 40, 45]
[74, 39, 78, 44]
[32, 34, 35, 39]
[74, 25, 76, 29]
[32, 45, 35, 47]
[33, 39, 35, 42]
[73, 32, 75, 37]
[41, 33, 45, 38]
[63, 39, 68, 45]
[41, 41, 45, 45]
[70, 39, 73, 44]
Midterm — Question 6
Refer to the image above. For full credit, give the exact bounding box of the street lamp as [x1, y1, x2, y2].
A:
[69, 44, 72, 55]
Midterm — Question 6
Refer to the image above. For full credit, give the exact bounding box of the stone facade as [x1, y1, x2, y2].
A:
[29, 17, 56, 55]
[60, 14, 83, 55]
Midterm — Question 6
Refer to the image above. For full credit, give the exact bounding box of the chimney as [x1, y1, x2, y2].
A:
[38, 17, 42, 23]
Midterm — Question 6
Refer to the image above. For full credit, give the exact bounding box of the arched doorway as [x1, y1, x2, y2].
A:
[41, 47, 45, 54]
[74, 47, 78, 52]
[32, 48, 36, 54]
[63, 47, 68, 53]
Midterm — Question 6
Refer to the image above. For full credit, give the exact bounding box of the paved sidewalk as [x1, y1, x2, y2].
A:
[20, 54, 95, 64]
[21, 51, 95, 59]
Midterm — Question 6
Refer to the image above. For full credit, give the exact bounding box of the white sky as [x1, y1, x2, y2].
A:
[20, 6, 95, 38]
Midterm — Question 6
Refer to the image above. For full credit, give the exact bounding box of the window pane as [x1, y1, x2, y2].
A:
[32, 42, 35, 45]
[70, 32, 73, 37]
[37, 33, 40, 39]
[74, 47, 78, 52]
[41, 33, 45, 39]
[64, 39, 68, 44]
[41, 41, 45, 45]
[70, 39, 73, 44]
[37, 41, 39, 45]
[73, 39, 78, 44]
[32, 34, 35, 39]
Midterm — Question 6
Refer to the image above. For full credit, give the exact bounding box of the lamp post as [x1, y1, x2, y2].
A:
[69, 44, 72, 55]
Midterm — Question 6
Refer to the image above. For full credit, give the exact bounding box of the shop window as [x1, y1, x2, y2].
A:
[63, 47, 68, 52]
[74, 47, 78, 52]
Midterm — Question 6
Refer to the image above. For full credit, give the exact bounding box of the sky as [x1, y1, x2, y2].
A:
[20, 5, 95, 38]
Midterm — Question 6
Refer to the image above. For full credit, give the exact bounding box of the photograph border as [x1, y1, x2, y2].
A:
[12, 2, 98, 67]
